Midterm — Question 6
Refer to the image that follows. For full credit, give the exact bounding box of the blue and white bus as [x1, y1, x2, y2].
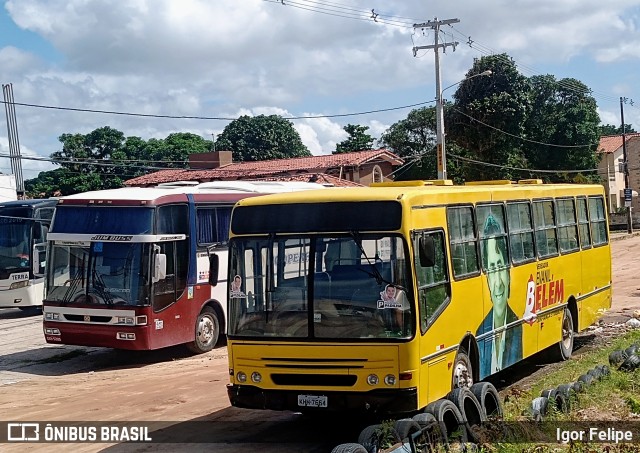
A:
[0, 198, 57, 313]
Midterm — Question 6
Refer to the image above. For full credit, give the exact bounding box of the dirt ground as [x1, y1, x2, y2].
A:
[1, 233, 640, 452]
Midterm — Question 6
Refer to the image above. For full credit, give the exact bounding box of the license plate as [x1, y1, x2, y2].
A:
[297, 394, 328, 408]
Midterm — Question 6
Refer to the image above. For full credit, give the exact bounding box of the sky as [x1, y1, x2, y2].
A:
[1, 0, 639, 185]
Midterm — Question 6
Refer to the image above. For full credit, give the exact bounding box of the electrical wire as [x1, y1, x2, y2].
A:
[448, 152, 598, 174]
[0, 98, 437, 121]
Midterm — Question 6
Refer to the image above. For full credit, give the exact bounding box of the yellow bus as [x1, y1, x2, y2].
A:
[222, 179, 611, 415]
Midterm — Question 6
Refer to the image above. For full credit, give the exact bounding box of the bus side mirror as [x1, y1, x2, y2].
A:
[208, 254, 219, 287]
[153, 254, 167, 283]
[419, 236, 435, 268]
[32, 243, 46, 275]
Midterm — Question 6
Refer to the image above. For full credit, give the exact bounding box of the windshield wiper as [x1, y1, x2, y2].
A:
[349, 231, 386, 285]
[61, 267, 85, 305]
[348, 231, 407, 292]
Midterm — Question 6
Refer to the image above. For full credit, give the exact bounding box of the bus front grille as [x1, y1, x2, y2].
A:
[271, 374, 357, 386]
[64, 314, 112, 323]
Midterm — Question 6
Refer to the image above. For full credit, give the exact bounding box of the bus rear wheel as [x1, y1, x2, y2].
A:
[188, 306, 220, 354]
[548, 308, 574, 362]
[451, 350, 473, 389]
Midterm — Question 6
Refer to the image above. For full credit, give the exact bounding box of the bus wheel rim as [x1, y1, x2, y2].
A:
[198, 315, 214, 346]
[454, 362, 472, 388]
[561, 315, 572, 349]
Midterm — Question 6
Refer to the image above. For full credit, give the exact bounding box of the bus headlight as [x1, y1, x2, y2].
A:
[251, 372, 262, 383]
[384, 374, 396, 386]
[367, 374, 379, 386]
[45, 312, 60, 321]
[117, 317, 135, 325]
[236, 371, 247, 383]
[10, 280, 29, 289]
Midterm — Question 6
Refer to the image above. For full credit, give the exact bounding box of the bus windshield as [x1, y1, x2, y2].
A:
[46, 242, 151, 306]
[0, 208, 32, 277]
[228, 234, 413, 340]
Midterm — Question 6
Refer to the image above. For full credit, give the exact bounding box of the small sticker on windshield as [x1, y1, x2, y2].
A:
[93, 242, 103, 253]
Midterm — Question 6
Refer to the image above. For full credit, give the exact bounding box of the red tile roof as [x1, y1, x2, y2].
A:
[125, 149, 402, 187]
[598, 133, 640, 154]
[250, 173, 364, 187]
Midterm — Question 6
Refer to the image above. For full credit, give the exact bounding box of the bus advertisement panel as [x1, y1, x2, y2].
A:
[0, 199, 56, 313]
[224, 180, 612, 414]
[42, 181, 326, 353]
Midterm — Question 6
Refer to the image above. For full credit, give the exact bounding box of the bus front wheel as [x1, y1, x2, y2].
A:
[188, 306, 220, 354]
[452, 350, 473, 389]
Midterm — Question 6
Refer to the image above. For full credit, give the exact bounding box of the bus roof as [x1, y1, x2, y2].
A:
[232, 179, 605, 207]
[57, 181, 328, 205]
[0, 198, 58, 209]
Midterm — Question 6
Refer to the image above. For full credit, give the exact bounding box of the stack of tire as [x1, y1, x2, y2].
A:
[609, 342, 640, 372]
[529, 364, 610, 420]
[330, 382, 502, 453]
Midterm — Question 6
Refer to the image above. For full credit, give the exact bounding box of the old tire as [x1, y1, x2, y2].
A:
[571, 381, 585, 394]
[596, 364, 610, 378]
[425, 398, 468, 443]
[412, 412, 445, 446]
[609, 350, 627, 367]
[530, 396, 549, 420]
[413, 412, 437, 427]
[452, 350, 474, 389]
[394, 419, 421, 441]
[619, 354, 640, 372]
[578, 373, 595, 386]
[187, 306, 220, 353]
[540, 388, 557, 400]
[587, 367, 603, 381]
[331, 444, 368, 453]
[446, 387, 485, 443]
[357, 424, 400, 453]
[470, 381, 503, 419]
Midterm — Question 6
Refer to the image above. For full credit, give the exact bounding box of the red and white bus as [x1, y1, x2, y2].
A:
[42, 181, 325, 353]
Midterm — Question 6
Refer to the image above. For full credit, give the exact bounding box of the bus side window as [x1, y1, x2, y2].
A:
[414, 230, 450, 332]
[506, 201, 535, 264]
[576, 197, 591, 249]
[446, 206, 479, 277]
[589, 196, 608, 246]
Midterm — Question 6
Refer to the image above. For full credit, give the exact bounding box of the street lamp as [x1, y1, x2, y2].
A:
[436, 69, 492, 180]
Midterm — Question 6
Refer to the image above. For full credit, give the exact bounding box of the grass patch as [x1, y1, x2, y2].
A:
[478, 329, 640, 452]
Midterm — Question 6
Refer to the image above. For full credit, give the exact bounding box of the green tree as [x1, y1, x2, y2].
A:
[215, 115, 311, 162]
[334, 124, 375, 154]
[150, 132, 212, 168]
[379, 106, 437, 180]
[598, 124, 637, 136]
[378, 105, 467, 181]
[25, 127, 214, 196]
[524, 76, 601, 182]
[49, 126, 128, 193]
[447, 53, 532, 181]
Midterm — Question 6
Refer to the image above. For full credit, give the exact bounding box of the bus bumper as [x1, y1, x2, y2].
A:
[227, 384, 418, 414]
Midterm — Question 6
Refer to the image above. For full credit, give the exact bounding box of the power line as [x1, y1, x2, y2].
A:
[448, 152, 598, 174]
[0, 99, 436, 121]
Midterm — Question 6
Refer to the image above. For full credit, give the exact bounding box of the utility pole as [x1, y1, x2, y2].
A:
[620, 97, 633, 233]
[412, 18, 459, 180]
